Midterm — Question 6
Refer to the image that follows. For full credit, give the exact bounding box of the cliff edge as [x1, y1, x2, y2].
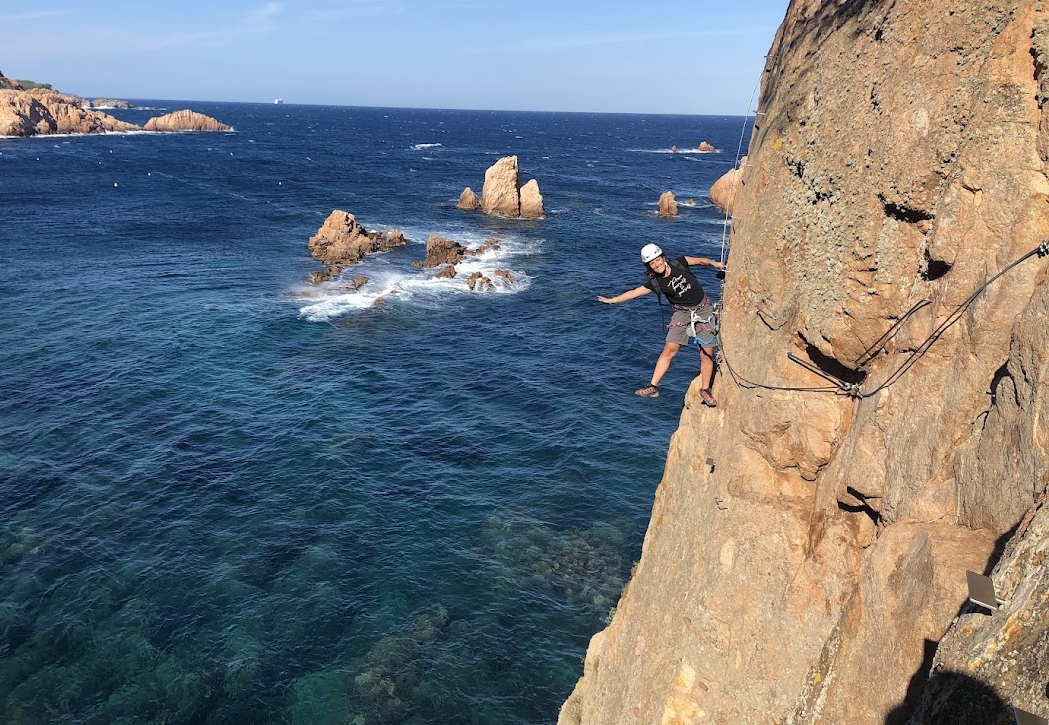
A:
[561, 2, 1049, 724]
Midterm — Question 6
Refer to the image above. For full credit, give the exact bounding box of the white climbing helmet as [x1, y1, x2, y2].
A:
[640, 244, 663, 263]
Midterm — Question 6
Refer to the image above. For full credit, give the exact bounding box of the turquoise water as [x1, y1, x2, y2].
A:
[1, 103, 747, 724]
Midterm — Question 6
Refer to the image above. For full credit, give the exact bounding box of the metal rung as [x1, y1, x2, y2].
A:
[966, 570, 1004, 611]
[1014, 707, 1048, 725]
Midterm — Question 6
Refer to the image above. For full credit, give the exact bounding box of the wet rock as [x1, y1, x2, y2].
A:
[348, 605, 453, 723]
[466, 155, 545, 219]
[434, 265, 457, 279]
[473, 238, 501, 254]
[424, 234, 467, 268]
[494, 269, 516, 285]
[308, 266, 342, 285]
[350, 275, 369, 290]
[466, 271, 495, 292]
[697, 141, 715, 152]
[482, 516, 629, 608]
[0, 527, 40, 567]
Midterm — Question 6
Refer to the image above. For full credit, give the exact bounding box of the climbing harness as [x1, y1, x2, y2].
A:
[685, 302, 719, 347]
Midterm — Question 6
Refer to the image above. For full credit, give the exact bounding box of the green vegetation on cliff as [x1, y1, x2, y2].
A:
[14, 80, 52, 90]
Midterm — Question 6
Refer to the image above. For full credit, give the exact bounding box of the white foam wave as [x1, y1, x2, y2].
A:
[630, 148, 721, 154]
[0, 129, 155, 140]
[297, 237, 538, 323]
[410, 143, 443, 150]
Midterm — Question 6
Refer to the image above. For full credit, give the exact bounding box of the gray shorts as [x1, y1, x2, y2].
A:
[666, 305, 717, 347]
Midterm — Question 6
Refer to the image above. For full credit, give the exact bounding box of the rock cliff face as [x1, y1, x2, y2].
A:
[561, 2, 1049, 724]
[0, 88, 139, 136]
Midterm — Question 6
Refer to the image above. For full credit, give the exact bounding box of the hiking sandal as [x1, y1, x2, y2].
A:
[635, 384, 660, 398]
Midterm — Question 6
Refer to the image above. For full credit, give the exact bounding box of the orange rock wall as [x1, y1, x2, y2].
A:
[560, 2, 1049, 724]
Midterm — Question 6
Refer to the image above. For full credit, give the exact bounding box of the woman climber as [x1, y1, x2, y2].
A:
[598, 244, 725, 405]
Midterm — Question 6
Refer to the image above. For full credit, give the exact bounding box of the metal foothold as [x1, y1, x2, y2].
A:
[966, 570, 1001, 612]
[1013, 706, 1049, 725]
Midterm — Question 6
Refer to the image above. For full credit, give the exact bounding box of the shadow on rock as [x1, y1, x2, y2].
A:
[886, 668, 1011, 725]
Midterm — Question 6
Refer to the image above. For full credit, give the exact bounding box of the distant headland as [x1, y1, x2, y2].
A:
[0, 70, 229, 136]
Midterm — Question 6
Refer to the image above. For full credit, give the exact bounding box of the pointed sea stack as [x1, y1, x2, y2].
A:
[657, 191, 678, 217]
[473, 155, 545, 219]
[457, 187, 480, 210]
[520, 179, 544, 219]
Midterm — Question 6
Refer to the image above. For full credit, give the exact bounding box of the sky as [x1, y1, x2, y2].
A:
[0, 0, 791, 114]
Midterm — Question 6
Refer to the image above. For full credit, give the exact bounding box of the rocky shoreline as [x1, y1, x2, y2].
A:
[0, 70, 229, 137]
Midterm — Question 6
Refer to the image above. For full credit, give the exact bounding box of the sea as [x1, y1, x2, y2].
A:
[0, 103, 750, 725]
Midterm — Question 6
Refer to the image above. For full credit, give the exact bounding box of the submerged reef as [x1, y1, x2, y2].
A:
[482, 515, 633, 614]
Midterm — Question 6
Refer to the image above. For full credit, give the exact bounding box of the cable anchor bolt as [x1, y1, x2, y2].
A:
[1038, 239, 1049, 258]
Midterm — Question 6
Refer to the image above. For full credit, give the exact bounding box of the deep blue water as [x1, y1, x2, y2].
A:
[0, 103, 748, 724]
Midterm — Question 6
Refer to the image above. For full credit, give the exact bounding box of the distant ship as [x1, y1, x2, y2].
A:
[274, 98, 283, 105]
